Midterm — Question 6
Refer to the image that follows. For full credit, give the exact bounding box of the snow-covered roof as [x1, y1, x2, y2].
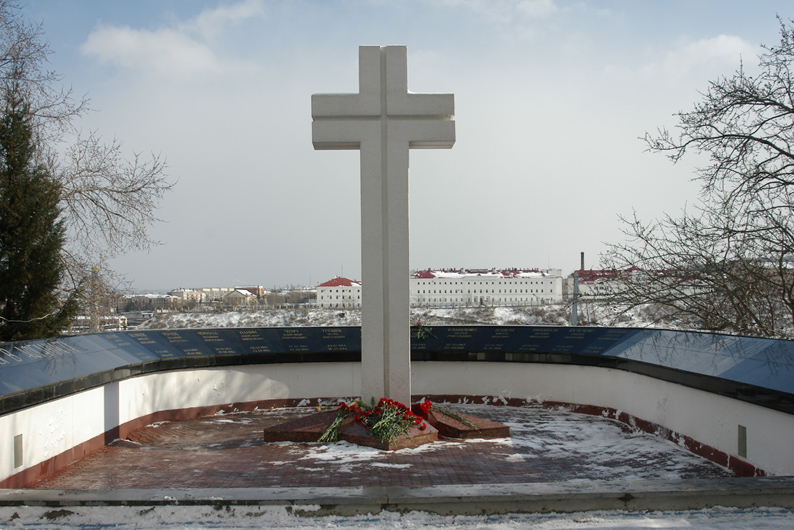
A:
[411, 268, 553, 280]
[125, 293, 178, 299]
[317, 277, 361, 287]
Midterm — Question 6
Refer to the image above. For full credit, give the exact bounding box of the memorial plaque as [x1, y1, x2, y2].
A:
[280, 328, 311, 353]
[321, 328, 358, 352]
[3, 326, 794, 415]
[515, 327, 562, 352]
[238, 329, 273, 354]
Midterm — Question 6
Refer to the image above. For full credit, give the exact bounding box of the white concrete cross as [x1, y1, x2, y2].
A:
[312, 46, 455, 406]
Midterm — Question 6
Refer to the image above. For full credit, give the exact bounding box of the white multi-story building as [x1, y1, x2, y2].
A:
[316, 269, 564, 309]
[410, 268, 563, 307]
[316, 277, 362, 308]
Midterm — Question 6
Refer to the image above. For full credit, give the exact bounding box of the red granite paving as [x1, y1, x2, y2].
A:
[27, 406, 734, 490]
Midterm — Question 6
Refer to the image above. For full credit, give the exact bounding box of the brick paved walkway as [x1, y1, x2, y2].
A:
[29, 404, 734, 490]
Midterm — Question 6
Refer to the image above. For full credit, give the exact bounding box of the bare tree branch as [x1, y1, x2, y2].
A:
[58, 132, 172, 259]
[603, 18, 794, 338]
[0, 1, 174, 327]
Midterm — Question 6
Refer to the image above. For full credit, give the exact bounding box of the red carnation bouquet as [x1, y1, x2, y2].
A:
[417, 399, 479, 431]
[320, 398, 427, 443]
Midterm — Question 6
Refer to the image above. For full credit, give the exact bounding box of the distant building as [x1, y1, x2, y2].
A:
[316, 277, 362, 308]
[192, 286, 265, 301]
[411, 268, 564, 307]
[160, 286, 267, 304]
[184, 287, 232, 301]
[168, 288, 205, 303]
[125, 293, 180, 311]
[236, 286, 265, 297]
[315, 268, 564, 309]
[224, 289, 261, 307]
[69, 314, 128, 334]
[565, 269, 635, 300]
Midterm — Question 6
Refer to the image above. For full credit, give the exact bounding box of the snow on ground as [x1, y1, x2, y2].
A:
[3, 404, 789, 528]
[143, 305, 573, 329]
[140, 301, 699, 331]
[253, 403, 730, 483]
[145, 308, 362, 329]
[453, 403, 727, 481]
[1, 505, 792, 529]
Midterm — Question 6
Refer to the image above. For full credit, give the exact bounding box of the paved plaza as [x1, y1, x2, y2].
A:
[6, 403, 794, 528]
[30, 403, 733, 490]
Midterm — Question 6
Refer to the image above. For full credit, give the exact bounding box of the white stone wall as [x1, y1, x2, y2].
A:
[413, 362, 794, 476]
[3, 361, 793, 484]
[0, 363, 360, 485]
[0, 386, 107, 483]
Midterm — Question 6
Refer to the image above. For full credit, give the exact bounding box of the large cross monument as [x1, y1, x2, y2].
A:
[312, 46, 455, 406]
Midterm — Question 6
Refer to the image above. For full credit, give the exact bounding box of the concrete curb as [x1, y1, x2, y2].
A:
[2, 477, 793, 515]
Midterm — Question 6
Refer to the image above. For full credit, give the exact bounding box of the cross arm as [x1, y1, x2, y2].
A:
[312, 119, 379, 150]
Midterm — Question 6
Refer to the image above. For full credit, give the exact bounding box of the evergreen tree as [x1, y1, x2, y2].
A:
[0, 3, 171, 328]
[0, 88, 77, 340]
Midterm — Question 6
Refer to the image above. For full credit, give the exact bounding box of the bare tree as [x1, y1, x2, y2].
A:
[0, 1, 173, 324]
[603, 18, 794, 338]
[58, 132, 170, 259]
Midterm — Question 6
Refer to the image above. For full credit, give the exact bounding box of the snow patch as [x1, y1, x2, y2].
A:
[1, 504, 792, 529]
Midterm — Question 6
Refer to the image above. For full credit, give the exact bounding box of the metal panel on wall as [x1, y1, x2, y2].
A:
[2, 326, 794, 413]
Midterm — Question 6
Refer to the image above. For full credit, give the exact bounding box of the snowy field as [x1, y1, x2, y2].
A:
[1, 505, 792, 529]
[138, 300, 706, 331]
[142, 305, 622, 329]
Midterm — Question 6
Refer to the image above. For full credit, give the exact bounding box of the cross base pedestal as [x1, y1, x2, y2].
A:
[263, 400, 511, 451]
[262, 410, 438, 450]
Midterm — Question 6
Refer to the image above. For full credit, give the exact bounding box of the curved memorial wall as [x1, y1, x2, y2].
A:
[1, 326, 793, 487]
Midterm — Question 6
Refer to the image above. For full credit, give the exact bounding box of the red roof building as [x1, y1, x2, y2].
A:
[317, 268, 565, 309]
[318, 277, 361, 288]
[316, 277, 362, 308]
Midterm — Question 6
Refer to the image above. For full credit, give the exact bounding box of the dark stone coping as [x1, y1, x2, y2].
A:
[0, 350, 358, 415]
[1, 326, 793, 416]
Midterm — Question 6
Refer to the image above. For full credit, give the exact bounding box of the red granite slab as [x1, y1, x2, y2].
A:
[262, 411, 343, 443]
[340, 420, 438, 450]
[413, 404, 510, 440]
[263, 410, 438, 450]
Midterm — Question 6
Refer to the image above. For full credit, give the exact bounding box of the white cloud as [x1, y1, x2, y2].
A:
[81, 25, 224, 76]
[640, 34, 758, 82]
[185, 0, 265, 40]
[517, 0, 559, 18]
[430, 0, 560, 24]
[80, 0, 265, 78]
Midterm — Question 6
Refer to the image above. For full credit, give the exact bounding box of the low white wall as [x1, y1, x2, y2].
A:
[0, 386, 108, 484]
[2, 360, 792, 486]
[413, 362, 794, 476]
[1, 362, 360, 485]
[118, 363, 360, 424]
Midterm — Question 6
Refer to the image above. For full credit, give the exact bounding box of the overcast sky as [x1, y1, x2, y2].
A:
[20, 0, 792, 291]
